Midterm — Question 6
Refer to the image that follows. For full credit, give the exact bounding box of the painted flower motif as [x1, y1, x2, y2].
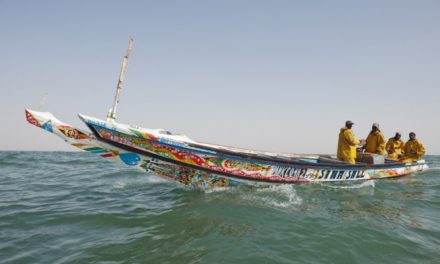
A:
[58, 125, 89, 139]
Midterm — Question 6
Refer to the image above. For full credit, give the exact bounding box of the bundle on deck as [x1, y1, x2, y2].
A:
[356, 153, 385, 164]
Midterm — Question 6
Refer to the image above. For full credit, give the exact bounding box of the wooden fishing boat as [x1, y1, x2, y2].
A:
[25, 39, 429, 188]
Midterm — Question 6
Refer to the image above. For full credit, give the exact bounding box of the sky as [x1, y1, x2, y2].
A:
[1, 0, 439, 154]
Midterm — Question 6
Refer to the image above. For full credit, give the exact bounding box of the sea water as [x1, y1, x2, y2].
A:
[0, 152, 439, 263]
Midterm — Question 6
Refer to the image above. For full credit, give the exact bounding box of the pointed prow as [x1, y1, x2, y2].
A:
[107, 37, 134, 123]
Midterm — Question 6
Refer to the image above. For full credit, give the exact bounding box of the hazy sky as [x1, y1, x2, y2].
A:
[1, 1, 439, 154]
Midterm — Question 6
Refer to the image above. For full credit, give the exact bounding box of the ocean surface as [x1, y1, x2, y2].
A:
[0, 152, 439, 264]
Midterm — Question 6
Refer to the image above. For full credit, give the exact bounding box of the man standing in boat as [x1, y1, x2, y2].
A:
[401, 132, 426, 162]
[337, 120, 361, 164]
[385, 132, 404, 160]
[363, 123, 385, 155]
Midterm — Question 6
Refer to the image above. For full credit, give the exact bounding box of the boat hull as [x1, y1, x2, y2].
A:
[26, 109, 429, 188]
[25, 110, 245, 188]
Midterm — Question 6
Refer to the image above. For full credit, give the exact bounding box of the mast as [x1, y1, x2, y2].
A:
[107, 37, 134, 123]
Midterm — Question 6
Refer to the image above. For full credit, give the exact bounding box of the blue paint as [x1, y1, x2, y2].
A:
[42, 120, 53, 133]
[90, 149, 107, 154]
[119, 153, 141, 166]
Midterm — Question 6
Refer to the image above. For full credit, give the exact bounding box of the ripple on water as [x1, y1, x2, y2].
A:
[1, 152, 440, 263]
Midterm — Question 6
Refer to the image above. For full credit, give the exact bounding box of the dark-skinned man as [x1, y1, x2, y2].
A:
[337, 120, 360, 164]
[385, 132, 405, 160]
[363, 123, 385, 155]
[401, 132, 426, 163]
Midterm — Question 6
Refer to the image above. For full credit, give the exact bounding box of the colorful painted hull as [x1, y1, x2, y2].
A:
[26, 109, 429, 188]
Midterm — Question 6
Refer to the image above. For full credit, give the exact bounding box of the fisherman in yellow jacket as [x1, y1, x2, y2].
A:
[401, 132, 426, 163]
[337, 120, 360, 164]
[363, 123, 385, 155]
[385, 132, 405, 160]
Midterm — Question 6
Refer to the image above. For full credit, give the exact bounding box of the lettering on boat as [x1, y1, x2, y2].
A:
[272, 167, 310, 178]
[317, 169, 366, 180]
[272, 166, 366, 180]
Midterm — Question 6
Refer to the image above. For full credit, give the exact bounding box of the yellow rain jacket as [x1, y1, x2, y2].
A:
[401, 139, 426, 163]
[364, 130, 385, 155]
[385, 138, 405, 160]
[337, 127, 360, 164]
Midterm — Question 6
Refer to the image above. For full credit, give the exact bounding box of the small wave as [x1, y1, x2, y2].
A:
[101, 170, 138, 178]
[0, 160, 23, 167]
[203, 187, 234, 194]
[143, 175, 170, 184]
[259, 185, 303, 206]
[201, 183, 303, 209]
[112, 181, 127, 189]
[231, 185, 303, 209]
[111, 174, 169, 190]
[319, 180, 376, 189]
[259, 196, 299, 209]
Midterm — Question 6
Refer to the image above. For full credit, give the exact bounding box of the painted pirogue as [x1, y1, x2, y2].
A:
[25, 39, 428, 188]
[25, 109, 428, 188]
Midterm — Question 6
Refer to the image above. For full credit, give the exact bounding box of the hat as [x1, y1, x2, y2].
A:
[372, 123, 379, 128]
[345, 120, 354, 126]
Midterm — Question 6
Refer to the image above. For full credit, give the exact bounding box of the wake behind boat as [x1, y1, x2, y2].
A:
[25, 39, 429, 188]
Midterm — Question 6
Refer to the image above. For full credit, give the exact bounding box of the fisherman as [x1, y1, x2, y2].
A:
[385, 132, 405, 160]
[401, 132, 426, 163]
[337, 120, 361, 164]
[363, 123, 385, 155]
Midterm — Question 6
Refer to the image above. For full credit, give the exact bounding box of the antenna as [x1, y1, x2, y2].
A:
[107, 37, 134, 123]
[37, 92, 48, 111]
